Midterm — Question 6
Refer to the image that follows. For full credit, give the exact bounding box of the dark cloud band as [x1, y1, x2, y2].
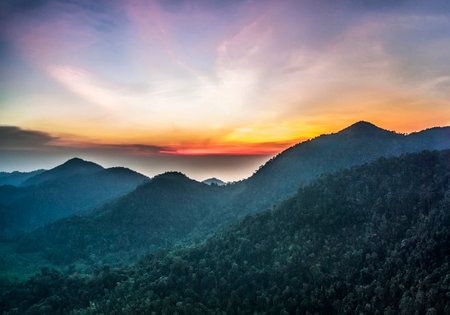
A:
[0, 126, 57, 149]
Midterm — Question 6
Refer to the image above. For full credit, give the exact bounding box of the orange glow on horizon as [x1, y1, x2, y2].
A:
[27, 112, 449, 158]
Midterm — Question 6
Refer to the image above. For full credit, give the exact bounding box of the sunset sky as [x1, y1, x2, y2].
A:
[1, 0, 449, 180]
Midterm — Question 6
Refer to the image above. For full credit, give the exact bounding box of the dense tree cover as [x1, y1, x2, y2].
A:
[0, 158, 148, 239]
[2, 150, 449, 314]
[5, 122, 450, 272]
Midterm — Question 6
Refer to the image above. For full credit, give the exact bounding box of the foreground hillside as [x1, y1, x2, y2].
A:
[2, 150, 448, 314]
[0, 158, 148, 239]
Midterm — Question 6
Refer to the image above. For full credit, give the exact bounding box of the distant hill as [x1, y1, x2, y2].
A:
[21, 158, 103, 186]
[3, 150, 449, 314]
[0, 158, 148, 239]
[0, 169, 45, 186]
[202, 177, 226, 186]
[13, 122, 450, 267]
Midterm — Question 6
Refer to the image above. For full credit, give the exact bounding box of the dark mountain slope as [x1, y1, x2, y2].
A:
[19, 172, 223, 265]
[0, 170, 45, 186]
[2, 150, 449, 314]
[0, 160, 148, 239]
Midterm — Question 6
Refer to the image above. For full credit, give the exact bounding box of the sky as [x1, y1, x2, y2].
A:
[1, 0, 449, 181]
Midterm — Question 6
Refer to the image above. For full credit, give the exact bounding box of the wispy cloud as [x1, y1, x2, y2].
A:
[47, 65, 125, 110]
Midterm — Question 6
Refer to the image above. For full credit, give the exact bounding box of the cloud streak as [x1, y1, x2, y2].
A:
[0, 126, 57, 149]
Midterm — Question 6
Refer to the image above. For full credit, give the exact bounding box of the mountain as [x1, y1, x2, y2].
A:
[230, 121, 450, 213]
[2, 150, 449, 314]
[0, 158, 148, 239]
[202, 177, 226, 186]
[11, 122, 450, 268]
[0, 170, 45, 186]
[17, 172, 223, 265]
[21, 158, 103, 186]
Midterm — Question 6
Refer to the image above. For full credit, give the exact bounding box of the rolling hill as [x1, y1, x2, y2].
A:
[0, 158, 148, 239]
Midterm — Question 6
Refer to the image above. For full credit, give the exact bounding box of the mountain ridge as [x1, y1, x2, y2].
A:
[10, 121, 449, 270]
[241, 122, 450, 208]
[2, 149, 449, 313]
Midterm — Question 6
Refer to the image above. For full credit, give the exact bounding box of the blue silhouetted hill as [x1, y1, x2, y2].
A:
[21, 158, 104, 186]
[0, 158, 148, 238]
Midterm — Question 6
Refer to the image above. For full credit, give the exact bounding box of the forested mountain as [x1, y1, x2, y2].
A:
[232, 121, 450, 213]
[2, 150, 448, 314]
[0, 170, 45, 186]
[0, 158, 148, 239]
[18, 172, 223, 265]
[10, 122, 450, 267]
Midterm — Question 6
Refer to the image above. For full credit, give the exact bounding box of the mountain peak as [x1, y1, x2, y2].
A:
[351, 120, 377, 128]
[22, 158, 103, 186]
[62, 157, 95, 166]
[337, 121, 395, 136]
[53, 157, 103, 170]
[65, 157, 84, 163]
